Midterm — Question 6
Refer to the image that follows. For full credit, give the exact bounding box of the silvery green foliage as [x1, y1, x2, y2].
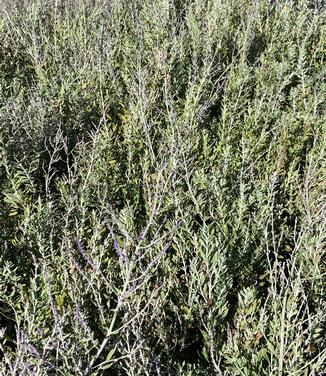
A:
[0, 0, 325, 375]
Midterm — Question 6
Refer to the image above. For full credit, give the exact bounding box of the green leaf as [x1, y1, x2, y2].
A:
[257, 348, 268, 360]
[98, 346, 117, 370]
[101, 362, 114, 370]
[105, 347, 116, 362]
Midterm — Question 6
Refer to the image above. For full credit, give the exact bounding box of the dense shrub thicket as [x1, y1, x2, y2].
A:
[0, 0, 325, 375]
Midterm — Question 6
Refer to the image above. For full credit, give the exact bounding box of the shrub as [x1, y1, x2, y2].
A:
[0, 0, 325, 374]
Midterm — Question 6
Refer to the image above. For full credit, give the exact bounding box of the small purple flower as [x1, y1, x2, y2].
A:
[107, 225, 128, 262]
[139, 231, 145, 241]
[0, 327, 6, 338]
[76, 238, 99, 270]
